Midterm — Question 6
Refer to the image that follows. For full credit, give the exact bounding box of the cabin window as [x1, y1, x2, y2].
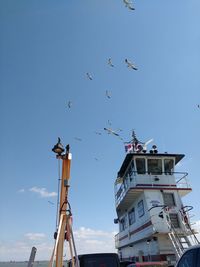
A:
[128, 208, 135, 225]
[147, 159, 162, 174]
[164, 159, 174, 175]
[120, 215, 128, 231]
[169, 213, 180, 228]
[137, 200, 144, 217]
[136, 158, 146, 174]
[129, 160, 135, 177]
[163, 193, 176, 207]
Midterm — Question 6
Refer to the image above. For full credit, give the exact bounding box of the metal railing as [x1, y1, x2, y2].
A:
[115, 172, 190, 205]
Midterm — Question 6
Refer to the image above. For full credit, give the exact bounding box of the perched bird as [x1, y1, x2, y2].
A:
[74, 137, 82, 142]
[106, 90, 111, 99]
[108, 58, 114, 67]
[123, 0, 135, 10]
[125, 58, 137, 70]
[67, 101, 72, 108]
[86, 72, 93, 80]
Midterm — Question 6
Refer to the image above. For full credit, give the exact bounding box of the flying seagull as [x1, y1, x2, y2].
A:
[94, 131, 102, 135]
[67, 101, 72, 109]
[104, 127, 120, 136]
[108, 58, 114, 67]
[106, 90, 111, 99]
[74, 137, 82, 142]
[125, 58, 138, 70]
[48, 201, 54, 205]
[86, 72, 93, 80]
[123, 0, 135, 10]
[104, 127, 124, 141]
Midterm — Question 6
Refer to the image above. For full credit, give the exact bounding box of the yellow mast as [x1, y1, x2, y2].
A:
[56, 154, 71, 267]
[49, 139, 77, 267]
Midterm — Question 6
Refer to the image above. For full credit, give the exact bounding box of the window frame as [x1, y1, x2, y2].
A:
[135, 158, 146, 174]
[137, 200, 145, 217]
[147, 158, 162, 175]
[128, 207, 136, 225]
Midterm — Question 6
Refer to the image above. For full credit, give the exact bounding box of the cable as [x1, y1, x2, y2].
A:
[55, 158, 61, 229]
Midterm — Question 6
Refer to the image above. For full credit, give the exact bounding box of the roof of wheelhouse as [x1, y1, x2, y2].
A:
[118, 153, 185, 178]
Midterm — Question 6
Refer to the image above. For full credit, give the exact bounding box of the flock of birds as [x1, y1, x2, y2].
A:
[64, 1, 137, 158]
[67, 57, 137, 144]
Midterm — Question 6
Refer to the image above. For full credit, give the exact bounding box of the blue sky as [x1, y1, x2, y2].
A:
[1, 0, 200, 261]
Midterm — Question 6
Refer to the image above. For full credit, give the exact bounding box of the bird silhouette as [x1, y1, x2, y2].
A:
[86, 72, 93, 80]
[94, 131, 102, 135]
[106, 90, 111, 99]
[123, 0, 135, 10]
[104, 127, 124, 141]
[108, 58, 114, 67]
[67, 101, 72, 108]
[74, 137, 82, 142]
[125, 58, 137, 70]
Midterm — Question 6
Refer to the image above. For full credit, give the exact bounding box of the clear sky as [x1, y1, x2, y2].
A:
[1, 0, 200, 262]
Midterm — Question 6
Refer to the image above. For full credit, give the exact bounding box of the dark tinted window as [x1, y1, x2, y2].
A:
[82, 257, 116, 267]
[137, 200, 144, 217]
[147, 159, 162, 175]
[177, 248, 196, 267]
[136, 158, 145, 174]
[68, 254, 120, 267]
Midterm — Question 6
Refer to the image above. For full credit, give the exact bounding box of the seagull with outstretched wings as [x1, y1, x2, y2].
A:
[108, 58, 114, 67]
[86, 72, 93, 80]
[125, 58, 137, 70]
[123, 0, 135, 10]
[104, 127, 120, 136]
[104, 127, 124, 141]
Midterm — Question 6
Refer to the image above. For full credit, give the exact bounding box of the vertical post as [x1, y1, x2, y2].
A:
[27, 247, 37, 267]
[56, 152, 72, 267]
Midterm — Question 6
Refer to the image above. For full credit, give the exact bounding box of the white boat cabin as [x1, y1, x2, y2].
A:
[114, 137, 199, 266]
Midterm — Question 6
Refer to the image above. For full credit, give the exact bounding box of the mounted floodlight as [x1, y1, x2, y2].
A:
[52, 137, 65, 155]
[114, 218, 119, 224]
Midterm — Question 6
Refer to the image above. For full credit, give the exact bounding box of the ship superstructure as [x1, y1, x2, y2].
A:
[114, 132, 199, 266]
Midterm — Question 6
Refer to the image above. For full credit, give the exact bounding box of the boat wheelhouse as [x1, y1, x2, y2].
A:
[114, 132, 199, 266]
